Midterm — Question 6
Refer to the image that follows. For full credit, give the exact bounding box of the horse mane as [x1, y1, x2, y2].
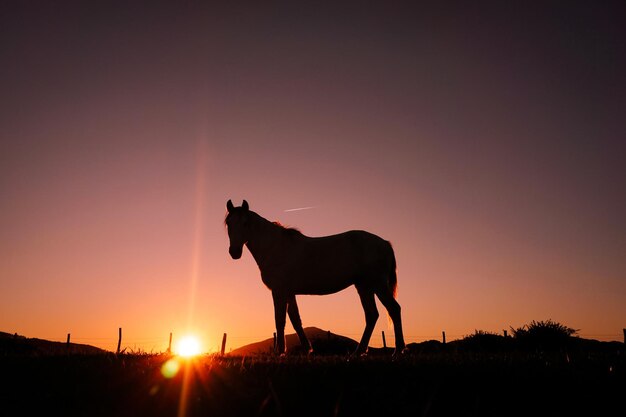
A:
[224, 210, 304, 238]
[272, 221, 303, 237]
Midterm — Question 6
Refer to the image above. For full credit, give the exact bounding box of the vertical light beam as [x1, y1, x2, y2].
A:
[186, 140, 208, 331]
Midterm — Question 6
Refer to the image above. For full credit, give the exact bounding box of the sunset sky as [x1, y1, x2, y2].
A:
[1, 1, 625, 352]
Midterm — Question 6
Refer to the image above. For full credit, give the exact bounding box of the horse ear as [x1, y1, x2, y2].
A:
[242, 200, 249, 211]
[227, 200, 234, 213]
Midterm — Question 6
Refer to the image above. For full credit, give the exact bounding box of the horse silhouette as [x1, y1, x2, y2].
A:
[225, 200, 406, 355]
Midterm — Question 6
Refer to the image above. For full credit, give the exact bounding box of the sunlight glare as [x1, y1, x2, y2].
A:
[161, 358, 180, 378]
[176, 335, 202, 357]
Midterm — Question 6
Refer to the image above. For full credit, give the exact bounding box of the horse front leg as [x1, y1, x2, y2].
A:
[272, 291, 288, 355]
[355, 285, 379, 355]
[287, 294, 313, 354]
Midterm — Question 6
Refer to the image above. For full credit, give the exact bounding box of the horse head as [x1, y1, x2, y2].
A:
[225, 199, 250, 259]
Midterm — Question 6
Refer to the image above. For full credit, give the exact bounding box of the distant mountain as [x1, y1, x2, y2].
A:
[230, 327, 358, 356]
[0, 331, 107, 355]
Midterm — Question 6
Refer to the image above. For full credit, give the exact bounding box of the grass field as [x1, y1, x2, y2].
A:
[2, 348, 624, 417]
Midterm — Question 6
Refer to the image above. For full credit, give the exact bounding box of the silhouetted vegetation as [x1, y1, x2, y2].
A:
[1, 348, 624, 417]
[448, 320, 580, 353]
[456, 330, 512, 352]
[511, 319, 578, 351]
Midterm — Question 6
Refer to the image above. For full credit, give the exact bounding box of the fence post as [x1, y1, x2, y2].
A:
[167, 332, 172, 354]
[503, 330, 508, 338]
[66, 333, 71, 346]
[221, 333, 227, 355]
[382, 331, 387, 348]
[442, 331, 446, 345]
[117, 327, 122, 354]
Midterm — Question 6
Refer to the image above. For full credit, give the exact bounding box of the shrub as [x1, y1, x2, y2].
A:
[511, 320, 578, 351]
[459, 330, 510, 352]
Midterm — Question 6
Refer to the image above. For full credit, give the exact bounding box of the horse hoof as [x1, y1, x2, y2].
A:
[392, 347, 409, 358]
[349, 350, 367, 361]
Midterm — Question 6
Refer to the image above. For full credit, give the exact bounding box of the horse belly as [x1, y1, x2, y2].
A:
[294, 270, 355, 295]
[290, 249, 367, 295]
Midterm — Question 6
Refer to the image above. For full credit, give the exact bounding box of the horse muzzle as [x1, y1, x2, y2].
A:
[229, 246, 243, 259]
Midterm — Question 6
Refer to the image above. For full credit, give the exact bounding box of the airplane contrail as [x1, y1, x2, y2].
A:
[284, 206, 316, 212]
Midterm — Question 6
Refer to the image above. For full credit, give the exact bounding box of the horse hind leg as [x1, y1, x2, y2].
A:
[355, 285, 379, 355]
[375, 287, 406, 355]
[287, 295, 313, 354]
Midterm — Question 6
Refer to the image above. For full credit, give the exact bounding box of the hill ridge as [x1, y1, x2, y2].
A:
[0, 331, 107, 355]
[229, 326, 358, 355]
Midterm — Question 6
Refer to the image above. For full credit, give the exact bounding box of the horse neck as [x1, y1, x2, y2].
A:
[245, 213, 288, 268]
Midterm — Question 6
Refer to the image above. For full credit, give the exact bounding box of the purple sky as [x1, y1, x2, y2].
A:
[1, 1, 625, 351]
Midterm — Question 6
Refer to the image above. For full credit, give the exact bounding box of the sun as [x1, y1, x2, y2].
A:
[175, 335, 202, 357]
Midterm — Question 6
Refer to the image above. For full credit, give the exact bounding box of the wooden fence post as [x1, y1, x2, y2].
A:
[221, 333, 227, 355]
[442, 331, 446, 345]
[503, 330, 508, 338]
[66, 333, 71, 346]
[382, 331, 387, 348]
[117, 327, 122, 354]
[167, 332, 172, 354]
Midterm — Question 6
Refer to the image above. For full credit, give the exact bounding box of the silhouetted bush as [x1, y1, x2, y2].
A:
[511, 320, 578, 351]
[405, 340, 444, 354]
[458, 330, 512, 352]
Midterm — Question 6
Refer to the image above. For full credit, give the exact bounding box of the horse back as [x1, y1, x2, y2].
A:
[264, 230, 395, 295]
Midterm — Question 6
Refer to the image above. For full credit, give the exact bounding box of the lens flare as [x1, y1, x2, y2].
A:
[176, 335, 202, 357]
[161, 358, 180, 378]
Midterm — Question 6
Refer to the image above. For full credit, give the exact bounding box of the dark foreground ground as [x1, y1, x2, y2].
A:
[1, 349, 624, 417]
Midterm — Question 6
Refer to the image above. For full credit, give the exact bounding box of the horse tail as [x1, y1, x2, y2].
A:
[388, 241, 398, 298]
